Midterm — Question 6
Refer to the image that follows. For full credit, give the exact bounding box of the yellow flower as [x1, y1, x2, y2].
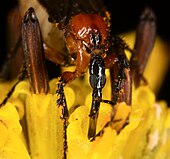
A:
[1, 76, 170, 159]
[67, 81, 170, 159]
[0, 33, 170, 159]
[0, 102, 30, 159]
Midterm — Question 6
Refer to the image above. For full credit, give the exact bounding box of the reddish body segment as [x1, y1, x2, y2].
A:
[60, 13, 110, 84]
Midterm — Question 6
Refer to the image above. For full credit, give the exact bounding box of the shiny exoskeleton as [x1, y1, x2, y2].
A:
[0, 0, 156, 144]
[61, 13, 108, 84]
[88, 53, 106, 139]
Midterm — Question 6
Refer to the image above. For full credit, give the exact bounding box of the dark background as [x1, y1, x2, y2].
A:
[0, 0, 169, 105]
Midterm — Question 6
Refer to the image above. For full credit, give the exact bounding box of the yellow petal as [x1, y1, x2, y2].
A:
[0, 103, 30, 159]
[132, 86, 155, 113]
[25, 93, 65, 159]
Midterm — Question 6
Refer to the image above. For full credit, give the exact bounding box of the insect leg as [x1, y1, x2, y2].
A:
[102, 36, 132, 135]
[130, 7, 156, 87]
[110, 54, 131, 105]
[105, 35, 132, 106]
[56, 80, 69, 118]
[56, 48, 90, 118]
[88, 53, 106, 140]
[55, 80, 68, 159]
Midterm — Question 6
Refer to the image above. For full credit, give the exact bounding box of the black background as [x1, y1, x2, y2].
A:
[0, 0, 169, 105]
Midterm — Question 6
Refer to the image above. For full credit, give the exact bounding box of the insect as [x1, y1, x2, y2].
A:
[33, 0, 132, 140]
[0, 0, 156, 142]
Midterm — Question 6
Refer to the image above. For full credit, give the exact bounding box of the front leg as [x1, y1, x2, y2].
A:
[60, 50, 90, 84]
[56, 50, 90, 111]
